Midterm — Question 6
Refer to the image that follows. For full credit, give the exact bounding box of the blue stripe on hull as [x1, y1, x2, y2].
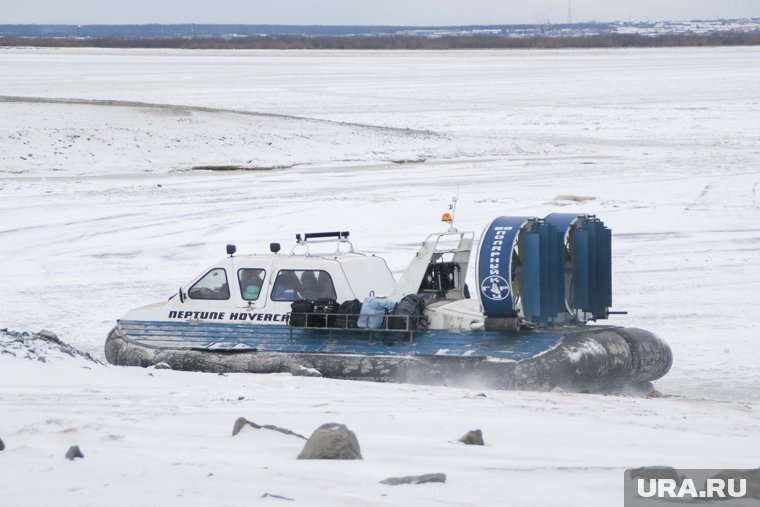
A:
[118, 320, 564, 361]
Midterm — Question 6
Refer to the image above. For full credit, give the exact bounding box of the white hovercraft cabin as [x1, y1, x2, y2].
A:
[123, 229, 483, 334]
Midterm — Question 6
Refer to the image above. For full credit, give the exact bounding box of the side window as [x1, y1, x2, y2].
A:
[271, 269, 336, 302]
[238, 268, 266, 301]
[188, 268, 230, 300]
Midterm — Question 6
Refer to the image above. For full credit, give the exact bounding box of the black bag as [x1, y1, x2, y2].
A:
[310, 298, 339, 327]
[332, 299, 362, 329]
[313, 298, 339, 313]
[290, 299, 313, 327]
[388, 294, 427, 331]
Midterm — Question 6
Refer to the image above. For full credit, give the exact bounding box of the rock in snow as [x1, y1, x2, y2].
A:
[261, 493, 295, 501]
[628, 466, 682, 482]
[232, 416, 249, 436]
[37, 329, 59, 341]
[458, 429, 484, 446]
[231, 417, 307, 439]
[0, 328, 100, 364]
[0, 436, 4, 451]
[65, 445, 84, 460]
[380, 473, 447, 486]
[297, 423, 362, 460]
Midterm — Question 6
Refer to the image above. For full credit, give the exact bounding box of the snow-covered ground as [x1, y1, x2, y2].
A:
[1, 47, 759, 506]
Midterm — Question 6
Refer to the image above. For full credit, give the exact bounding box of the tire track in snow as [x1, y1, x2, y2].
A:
[0, 95, 439, 137]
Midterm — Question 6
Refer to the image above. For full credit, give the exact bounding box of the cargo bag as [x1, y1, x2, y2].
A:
[357, 297, 396, 330]
[387, 294, 427, 331]
[310, 298, 339, 327]
[290, 299, 314, 327]
[332, 299, 362, 329]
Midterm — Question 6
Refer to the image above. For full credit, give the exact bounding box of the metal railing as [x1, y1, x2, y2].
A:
[287, 312, 426, 344]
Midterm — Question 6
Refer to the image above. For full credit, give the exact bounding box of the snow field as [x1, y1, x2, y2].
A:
[1, 46, 759, 506]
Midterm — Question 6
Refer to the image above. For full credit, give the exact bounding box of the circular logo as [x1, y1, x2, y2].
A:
[480, 275, 511, 301]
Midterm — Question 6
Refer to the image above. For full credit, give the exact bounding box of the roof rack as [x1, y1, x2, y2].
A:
[296, 231, 350, 242]
[292, 231, 354, 255]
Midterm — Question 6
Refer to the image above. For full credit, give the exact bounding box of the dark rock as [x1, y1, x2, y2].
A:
[261, 493, 295, 501]
[65, 445, 84, 460]
[459, 429, 484, 446]
[232, 417, 306, 439]
[645, 389, 663, 398]
[297, 423, 362, 460]
[0, 436, 4, 451]
[628, 466, 681, 482]
[232, 416, 249, 436]
[37, 329, 59, 341]
[381, 473, 446, 486]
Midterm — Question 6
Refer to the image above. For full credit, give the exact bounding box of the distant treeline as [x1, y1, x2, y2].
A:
[2, 33, 759, 49]
[0, 23, 605, 38]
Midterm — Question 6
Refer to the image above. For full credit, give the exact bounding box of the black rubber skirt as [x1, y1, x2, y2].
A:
[105, 325, 672, 392]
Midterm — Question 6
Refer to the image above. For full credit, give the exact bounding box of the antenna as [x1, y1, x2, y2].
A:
[567, 0, 572, 24]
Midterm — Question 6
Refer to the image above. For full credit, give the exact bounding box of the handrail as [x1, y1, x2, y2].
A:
[287, 311, 424, 344]
[288, 311, 425, 331]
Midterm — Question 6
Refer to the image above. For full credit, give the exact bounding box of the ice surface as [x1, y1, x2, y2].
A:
[1, 47, 759, 506]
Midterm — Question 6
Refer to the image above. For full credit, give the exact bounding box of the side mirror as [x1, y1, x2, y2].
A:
[179, 287, 185, 303]
[227, 244, 237, 256]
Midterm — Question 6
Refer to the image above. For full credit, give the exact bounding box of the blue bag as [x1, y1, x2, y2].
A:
[357, 297, 396, 329]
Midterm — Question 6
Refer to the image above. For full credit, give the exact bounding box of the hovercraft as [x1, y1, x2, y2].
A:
[105, 206, 672, 392]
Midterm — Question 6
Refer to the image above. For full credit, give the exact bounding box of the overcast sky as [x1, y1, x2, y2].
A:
[3, 0, 760, 25]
